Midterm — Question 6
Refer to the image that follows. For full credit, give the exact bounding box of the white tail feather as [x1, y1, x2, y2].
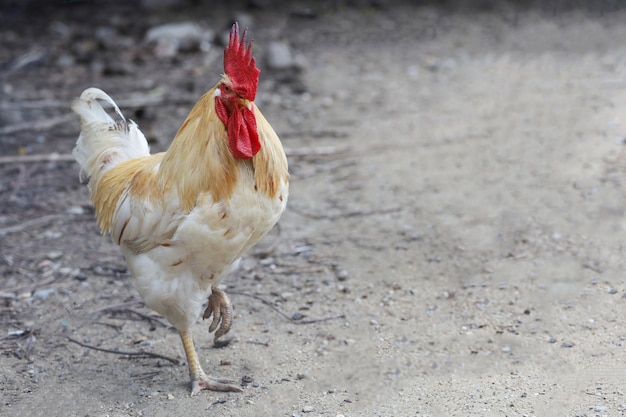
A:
[72, 88, 150, 183]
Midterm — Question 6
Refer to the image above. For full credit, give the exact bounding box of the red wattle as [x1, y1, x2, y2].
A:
[227, 105, 259, 160]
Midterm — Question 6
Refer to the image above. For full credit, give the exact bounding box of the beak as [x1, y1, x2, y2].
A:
[240, 98, 253, 110]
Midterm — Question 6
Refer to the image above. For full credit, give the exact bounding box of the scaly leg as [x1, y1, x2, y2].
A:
[179, 329, 242, 396]
[203, 285, 233, 342]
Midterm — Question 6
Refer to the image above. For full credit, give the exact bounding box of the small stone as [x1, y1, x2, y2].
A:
[302, 405, 314, 413]
[46, 251, 63, 260]
[547, 337, 557, 344]
[33, 288, 56, 300]
[291, 312, 305, 321]
[59, 267, 79, 277]
[266, 41, 294, 70]
[294, 245, 312, 254]
[293, 53, 308, 72]
[336, 270, 349, 281]
[56, 53, 75, 67]
[7, 328, 27, 337]
[145, 22, 210, 58]
[561, 341, 575, 348]
[166, 393, 175, 400]
[37, 259, 54, 270]
[39, 230, 63, 239]
[608, 288, 618, 294]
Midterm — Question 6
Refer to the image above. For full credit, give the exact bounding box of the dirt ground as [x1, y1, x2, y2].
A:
[2, 1, 626, 416]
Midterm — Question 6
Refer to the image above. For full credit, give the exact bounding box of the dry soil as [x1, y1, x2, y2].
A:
[1, 2, 626, 416]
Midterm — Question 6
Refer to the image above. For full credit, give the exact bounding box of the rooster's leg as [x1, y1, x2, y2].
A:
[179, 330, 242, 395]
[203, 286, 234, 343]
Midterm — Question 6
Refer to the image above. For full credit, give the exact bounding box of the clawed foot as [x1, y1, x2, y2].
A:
[203, 286, 233, 342]
[191, 374, 242, 396]
[179, 329, 242, 397]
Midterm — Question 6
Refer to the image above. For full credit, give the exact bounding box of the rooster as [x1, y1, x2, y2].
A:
[72, 23, 288, 395]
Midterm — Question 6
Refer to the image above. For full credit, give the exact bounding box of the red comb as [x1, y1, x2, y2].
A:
[224, 22, 260, 101]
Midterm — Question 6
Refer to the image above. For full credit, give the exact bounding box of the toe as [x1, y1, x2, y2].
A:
[190, 377, 243, 395]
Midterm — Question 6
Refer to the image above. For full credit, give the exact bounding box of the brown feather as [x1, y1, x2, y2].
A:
[91, 82, 287, 238]
[158, 87, 239, 212]
[252, 103, 289, 199]
[92, 154, 164, 235]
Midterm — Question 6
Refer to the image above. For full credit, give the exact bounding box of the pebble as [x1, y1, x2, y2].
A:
[293, 245, 312, 254]
[265, 41, 294, 70]
[46, 251, 63, 260]
[302, 405, 314, 413]
[40, 230, 62, 239]
[56, 53, 75, 67]
[608, 288, 617, 294]
[561, 341, 575, 348]
[145, 22, 211, 58]
[336, 269, 349, 281]
[33, 288, 56, 300]
[37, 259, 54, 270]
[58, 267, 79, 277]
